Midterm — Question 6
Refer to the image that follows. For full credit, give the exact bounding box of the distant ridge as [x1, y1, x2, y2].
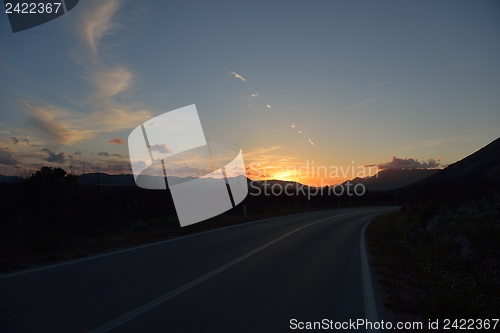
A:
[0, 170, 438, 192]
[0, 175, 21, 183]
[398, 137, 500, 202]
[422, 136, 500, 182]
[343, 169, 439, 192]
[77, 173, 239, 187]
[410, 136, 500, 189]
[77, 173, 135, 186]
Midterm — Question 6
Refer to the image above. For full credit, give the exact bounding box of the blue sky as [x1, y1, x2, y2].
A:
[0, 0, 499, 184]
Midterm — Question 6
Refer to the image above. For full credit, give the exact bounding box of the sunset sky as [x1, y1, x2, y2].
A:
[0, 0, 499, 185]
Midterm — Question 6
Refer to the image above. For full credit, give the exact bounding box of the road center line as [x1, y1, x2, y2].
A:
[0, 209, 342, 280]
[88, 211, 362, 333]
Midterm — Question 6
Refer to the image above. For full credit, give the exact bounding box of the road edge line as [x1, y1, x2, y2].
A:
[0, 208, 358, 279]
[360, 219, 380, 333]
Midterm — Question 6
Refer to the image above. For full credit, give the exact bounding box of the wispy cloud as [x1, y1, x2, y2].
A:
[251, 92, 259, 97]
[92, 67, 132, 99]
[1, 1, 149, 175]
[229, 71, 246, 82]
[87, 106, 150, 133]
[80, 0, 122, 53]
[20, 1, 150, 148]
[24, 102, 98, 146]
[352, 97, 378, 110]
[22, 97, 149, 147]
[78, 0, 133, 100]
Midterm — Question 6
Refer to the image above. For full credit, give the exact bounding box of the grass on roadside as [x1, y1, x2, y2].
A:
[367, 206, 500, 322]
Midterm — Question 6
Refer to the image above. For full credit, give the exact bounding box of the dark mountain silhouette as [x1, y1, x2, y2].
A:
[0, 175, 22, 183]
[398, 136, 500, 203]
[249, 179, 303, 188]
[418, 136, 500, 183]
[77, 173, 135, 186]
[343, 169, 439, 192]
[0, 170, 437, 193]
[409, 137, 500, 188]
[77, 173, 230, 187]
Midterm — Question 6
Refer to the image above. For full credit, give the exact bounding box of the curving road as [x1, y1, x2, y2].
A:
[0, 207, 397, 332]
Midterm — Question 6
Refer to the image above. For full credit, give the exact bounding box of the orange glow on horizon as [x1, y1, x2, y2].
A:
[245, 161, 380, 186]
[246, 173, 352, 187]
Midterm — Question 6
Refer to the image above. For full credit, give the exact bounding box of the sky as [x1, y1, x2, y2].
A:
[0, 0, 499, 185]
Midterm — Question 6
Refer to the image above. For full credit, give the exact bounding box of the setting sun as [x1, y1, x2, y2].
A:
[271, 171, 296, 182]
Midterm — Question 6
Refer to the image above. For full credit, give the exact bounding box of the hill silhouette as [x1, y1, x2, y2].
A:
[344, 168, 439, 192]
[418, 137, 500, 183]
[397, 136, 500, 204]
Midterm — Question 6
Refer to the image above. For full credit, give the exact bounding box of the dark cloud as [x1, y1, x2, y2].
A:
[74, 150, 82, 156]
[108, 138, 125, 145]
[21, 138, 33, 146]
[10, 136, 34, 146]
[97, 151, 122, 158]
[0, 148, 20, 165]
[42, 148, 67, 164]
[366, 156, 441, 170]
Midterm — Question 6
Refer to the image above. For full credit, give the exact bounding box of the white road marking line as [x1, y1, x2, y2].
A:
[88, 211, 363, 333]
[0, 209, 342, 280]
[360, 220, 380, 333]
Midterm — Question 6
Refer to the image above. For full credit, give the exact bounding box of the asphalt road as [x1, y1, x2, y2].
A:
[0, 207, 397, 332]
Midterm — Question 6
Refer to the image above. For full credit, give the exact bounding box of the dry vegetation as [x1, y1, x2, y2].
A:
[367, 198, 500, 328]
